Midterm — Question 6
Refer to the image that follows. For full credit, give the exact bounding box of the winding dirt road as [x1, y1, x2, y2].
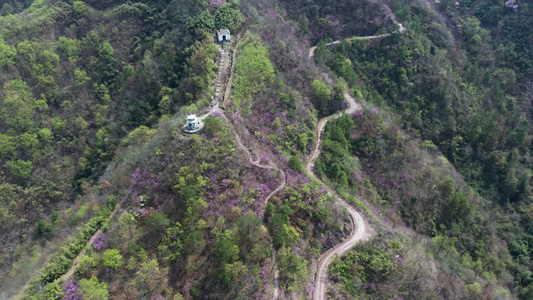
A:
[209, 14, 404, 298]
[308, 17, 405, 300]
[307, 92, 369, 300]
[308, 19, 405, 58]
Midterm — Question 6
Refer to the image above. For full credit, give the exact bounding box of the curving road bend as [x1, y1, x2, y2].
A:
[308, 19, 405, 58]
[308, 16, 404, 298]
[307, 92, 369, 300]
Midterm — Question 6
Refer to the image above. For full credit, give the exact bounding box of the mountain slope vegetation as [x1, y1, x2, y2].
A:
[305, 0, 533, 298]
[1, 0, 533, 299]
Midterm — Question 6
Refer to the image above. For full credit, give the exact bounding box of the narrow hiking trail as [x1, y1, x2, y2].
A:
[308, 17, 405, 300]
[202, 38, 284, 299]
[204, 38, 286, 219]
[232, 127, 283, 299]
[58, 202, 122, 283]
[55, 37, 286, 296]
[54, 14, 404, 298]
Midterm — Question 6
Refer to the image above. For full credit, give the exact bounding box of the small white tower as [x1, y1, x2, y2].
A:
[184, 114, 203, 133]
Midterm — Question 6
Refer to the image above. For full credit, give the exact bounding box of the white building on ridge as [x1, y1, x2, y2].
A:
[217, 29, 231, 43]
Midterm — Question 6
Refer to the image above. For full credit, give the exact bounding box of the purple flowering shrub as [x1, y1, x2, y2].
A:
[93, 232, 106, 251]
[62, 279, 83, 300]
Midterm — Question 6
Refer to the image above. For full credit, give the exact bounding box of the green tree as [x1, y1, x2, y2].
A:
[0, 37, 16, 68]
[6, 160, 33, 179]
[445, 192, 471, 224]
[75, 68, 91, 85]
[288, 156, 303, 172]
[99, 41, 115, 62]
[269, 204, 293, 249]
[521, 284, 533, 299]
[311, 79, 332, 113]
[56, 36, 81, 62]
[0, 133, 15, 159]
[1, 80, 35, 133]
[466, 282, 481, 299]
[36, 219, 52, 239]
[76, 254, 97, 278]
[215, 4, 245, 32]
[102, 248, 122, 269]
[118, 211, 137, 239]
[439, 177, 455, 200]
[159, 222, 183, 261]
[73, 1, 91, 16]
[143, 211, 171, 237]
[298, 15, 309, 35]
[328, 163, 348, 189]
[233, 33, 275, 107]
[37, 128, 52, 142]
[133, 259, 169, 298]
[79, 276, 108, 300]
[278, 249, 307, 290]
[187, 10, 215, 35]
[212, 230, 239, 266]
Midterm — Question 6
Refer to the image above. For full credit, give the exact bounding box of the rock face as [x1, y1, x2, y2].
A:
[505, 0, 519, 13]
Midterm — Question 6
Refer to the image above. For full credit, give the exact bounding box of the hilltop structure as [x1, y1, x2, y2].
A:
[217, 29, 231, 43]
[183, 114, 203, 133]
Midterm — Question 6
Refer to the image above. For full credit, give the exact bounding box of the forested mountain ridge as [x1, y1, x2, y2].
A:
[1, 0, 533, 299]
[0, 0, 244, 297]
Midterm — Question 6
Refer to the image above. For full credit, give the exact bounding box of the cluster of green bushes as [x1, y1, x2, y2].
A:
[232, 32, 275, 113]
[25, 195, 116, 299]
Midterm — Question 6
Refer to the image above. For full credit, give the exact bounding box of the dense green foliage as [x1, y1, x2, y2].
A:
[0, 0, 220, 287]
[232, 32, 275, 112]
[3, 0, 533, 298]
[309, 0, 533, 297]
[214, 2, 245, 32]
[79, 276, 109, 300]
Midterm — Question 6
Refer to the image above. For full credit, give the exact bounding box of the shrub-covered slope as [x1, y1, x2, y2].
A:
[3, 0, 533, 299]
[309, 0, 533, 298]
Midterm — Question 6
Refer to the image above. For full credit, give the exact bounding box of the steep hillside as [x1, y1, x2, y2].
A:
[309, 0, 533, 298]
[2, 0, 533, 299]
[2, 0, 353, 299]
[0, 0, 237, 297]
